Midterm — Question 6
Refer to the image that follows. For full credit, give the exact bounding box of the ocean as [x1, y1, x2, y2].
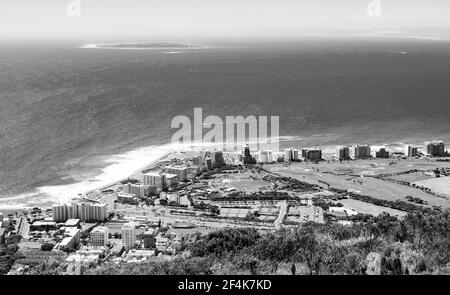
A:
[1, 37, 449, 210]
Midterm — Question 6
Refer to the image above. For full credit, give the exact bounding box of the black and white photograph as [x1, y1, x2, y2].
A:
[0, 0, 449, 282]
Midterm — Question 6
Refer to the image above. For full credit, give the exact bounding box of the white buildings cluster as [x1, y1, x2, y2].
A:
[119, 152, 210, 203]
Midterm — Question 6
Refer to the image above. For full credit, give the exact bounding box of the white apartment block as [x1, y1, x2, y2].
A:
[52, 203, 107, 222]
[122, 222, 137, 250]
[143, 172, 165, 189]
[90, 226, 109, 246]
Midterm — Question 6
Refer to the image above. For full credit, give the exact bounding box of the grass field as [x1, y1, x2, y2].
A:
[212, 170, 274, 193]
[267, 159, 450, 209]
[385, 172, 434, 183]
[413, 176, 450, 197]
[334, 199, 408, 217]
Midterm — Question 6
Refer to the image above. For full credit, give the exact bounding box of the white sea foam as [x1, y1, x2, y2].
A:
[79, 43, 208, 50]
[37, 144, 175, 203]
[0, 192, 55, 210]
[34, 140, 227, 205]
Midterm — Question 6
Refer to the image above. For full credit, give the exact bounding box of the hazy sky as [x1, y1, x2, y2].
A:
[1, 0, 450, 41]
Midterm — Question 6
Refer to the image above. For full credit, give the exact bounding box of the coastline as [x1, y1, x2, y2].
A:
[83, 150, 172, 199]
[0, 136, 444, 211]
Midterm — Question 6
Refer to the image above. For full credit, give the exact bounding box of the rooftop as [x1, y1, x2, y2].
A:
[143, 171, 163, 177]
[65, 219, 80, 227]
[164, 173, 178, 179]
[91, 226, 108, 234]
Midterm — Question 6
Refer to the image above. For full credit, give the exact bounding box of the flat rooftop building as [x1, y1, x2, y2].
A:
[302, 149, 323, 161]
[64, 218, 80, 227]
[143, 172, 165, 189]
[90, 226, 109, 246]
[376, 148, 390, 159]
[338, 147, 351, 160]
[117, 193, 139, 205]
[258, 150, 273, 163]
[427, 140, 445, 157]
[52, 203, 107, 223]
[122, 222, 137, 250]
[124, 183, 149, 198]
[164, 166, 188, 182]
[354, 145, 371, 159]
[407, 145, 419, 157]
[164, 173, 178, 187]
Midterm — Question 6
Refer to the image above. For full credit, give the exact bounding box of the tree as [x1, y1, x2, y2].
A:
[6, 244, 19, 256]
[41, 243, 54, 251]
[291, 263, 296, 275]
[6, 234, 22, 245]
[292, 226, 326, 275]
[80, 231, 90, 239]
[63, 246, 76, 253]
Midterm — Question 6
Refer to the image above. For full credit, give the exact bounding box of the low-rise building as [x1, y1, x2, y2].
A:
[57, 227, 81, 251]
[156, 236, 169, 252]
[164, 173, 178, 187]
[15, 250, 66, 266]
[179, 195, 190, 207]
[167, 193, 179, 203]
[29, 221, 57, 231]
[117, 193, 139, 205]
[125, 250, 155, 262]
[329, 207, 358, 216]
[64, 219, 80, 228]
[110, 241, 124, 256]
[172, 237, 185, 251]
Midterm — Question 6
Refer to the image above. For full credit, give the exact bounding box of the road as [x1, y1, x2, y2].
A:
[274, 201, 287, 229]
[16, 217, 30, 239]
